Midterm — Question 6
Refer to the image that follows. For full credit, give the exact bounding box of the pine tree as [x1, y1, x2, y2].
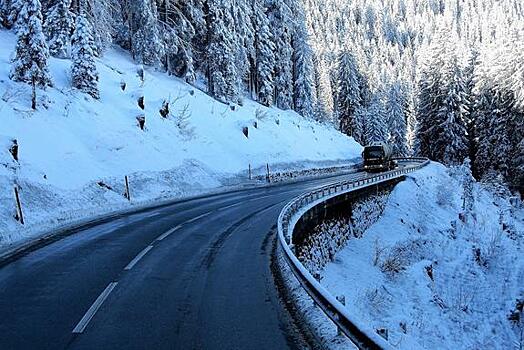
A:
[71, 13, 99, 99]
[206, 0, 238, 103]
[437, 52, 469, 165]
[0, 0, 11, 27]
[292, 7, 315, 119]
[385, 82, 408, 155]
[10, 0, 52, 88]
[130, 0, 162, 66]
[268, 0, 293, 110]
[6, 0, 22, 29]
[364, 92, 387, 144]
[336, 50, 362, 137]
[86, 0, 118, 55]
[253, 0, 275, 106]
[232, 0, 255, 102]
[43, 0, 75, 58]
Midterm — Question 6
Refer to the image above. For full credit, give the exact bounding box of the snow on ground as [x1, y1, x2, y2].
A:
[321, 163, 524, 349]
[0, 28, 361, 247]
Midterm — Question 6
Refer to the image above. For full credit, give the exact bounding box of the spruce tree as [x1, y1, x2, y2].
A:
[206, 0, 238, 103]
[292, 7, 315, 119]
[130, 0, 162, 66]
[253, 0, 275, 106]
[71, 13, 99, 99]
[385, 82, 408, 155]
[364, 92, 387, 144]
[336, 50, 362, 137]
[437, 52, 469, 165]
[43, 0, 75, 58]
[10, 0, 52, 88]
[0, 0, 11, 27]
[268, 0, 293, 110]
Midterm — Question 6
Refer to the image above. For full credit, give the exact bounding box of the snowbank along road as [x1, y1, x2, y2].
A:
[0, 164, 419, 350]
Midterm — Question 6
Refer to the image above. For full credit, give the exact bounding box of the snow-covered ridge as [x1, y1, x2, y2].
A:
[0, 28, 361, 247]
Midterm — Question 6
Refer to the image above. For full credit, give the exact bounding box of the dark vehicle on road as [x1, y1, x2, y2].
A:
[362, 142, 396, 172]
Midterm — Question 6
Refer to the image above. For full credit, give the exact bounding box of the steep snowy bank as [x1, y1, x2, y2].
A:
[0, 29, 361, 247]
[321, 163, 523, 349]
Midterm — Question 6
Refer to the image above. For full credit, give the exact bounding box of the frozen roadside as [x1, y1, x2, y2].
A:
[0, 158, 360, 265]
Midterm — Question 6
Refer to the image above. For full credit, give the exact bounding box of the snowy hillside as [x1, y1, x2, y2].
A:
[0, 28, 361, 246]
[321, 164, 524, 349]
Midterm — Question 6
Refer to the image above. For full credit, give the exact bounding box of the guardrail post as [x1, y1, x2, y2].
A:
[14, 185, 24, 225]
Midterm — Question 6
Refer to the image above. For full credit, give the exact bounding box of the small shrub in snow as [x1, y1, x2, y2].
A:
[364, 285, 392, 314]
[379, 239, 429, 277]
[436, 178, 452, 207]
[297, 217, 352, 275]
[176, 104, 195, 140]
[352, 192, 389, 237]
[255, 108, 270, 121]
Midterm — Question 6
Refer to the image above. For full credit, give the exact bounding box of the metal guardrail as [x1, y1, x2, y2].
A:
[277, 157, 429, 350]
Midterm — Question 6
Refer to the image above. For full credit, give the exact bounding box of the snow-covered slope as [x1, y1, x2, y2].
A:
[0, 29, 361, 246]
[321, 163, 523, 349]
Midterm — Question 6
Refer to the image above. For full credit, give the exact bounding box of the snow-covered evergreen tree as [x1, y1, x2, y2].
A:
[206, 0, 238, 102]
[0, 0, 11, 27]
[385, 82, 408, 155]
[437, 52, 469, 165]
[10, 0, 52, 87]
[268, 0, 294, 110]
[292, 6, 315, 119]
[130, 0, 162, 66]
[232, 0, 255, 103]
[43, 0, 75, 58]
[71, 13, 99, 99]
[253, 0, 275, 106]
[363, 92, 387, 144]
[336, 50, 362, 137]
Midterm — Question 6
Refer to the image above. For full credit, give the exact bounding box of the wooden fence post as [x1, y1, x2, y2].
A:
[14, 186, 24, 225]
[124, 176, 131, 201]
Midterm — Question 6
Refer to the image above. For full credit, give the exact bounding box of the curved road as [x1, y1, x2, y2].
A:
[0, 167, 411, 350]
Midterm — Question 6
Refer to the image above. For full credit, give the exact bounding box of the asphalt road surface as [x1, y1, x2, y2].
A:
[0, 167, 411, 350]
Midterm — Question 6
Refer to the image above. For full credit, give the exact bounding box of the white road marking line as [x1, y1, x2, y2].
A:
[72, 282, 118, 334]
[219, 203, 242, 211]
[156, 224, 182, 241]
[247, 194, 273, 202]
[124, 245, 154, 270]
[184, 212, 210, 224]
